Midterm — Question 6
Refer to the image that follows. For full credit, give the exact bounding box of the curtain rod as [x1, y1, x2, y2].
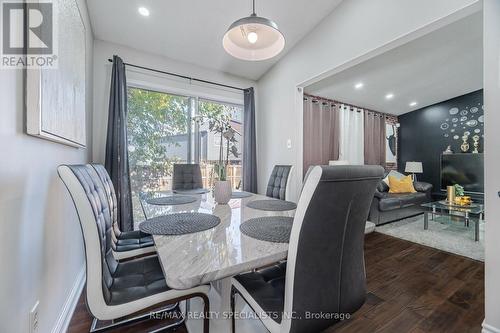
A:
[107, 58, 246, 92]
[304, 93, 391, 117]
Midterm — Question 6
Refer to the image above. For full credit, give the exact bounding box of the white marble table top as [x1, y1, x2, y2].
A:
[142, 191, 293, 290]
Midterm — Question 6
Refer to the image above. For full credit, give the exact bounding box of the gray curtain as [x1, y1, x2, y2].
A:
[303, 97, 339, 175]
[243, 87, 257, 193]
[105, 55, 134, 231]
[364, 110, 386, 167]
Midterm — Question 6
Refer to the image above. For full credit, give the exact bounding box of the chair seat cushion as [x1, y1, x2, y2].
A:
[115, 230, 154, 252]
[118, 230, 151, 240]
[399, 192, 428, 207]
[379, 192, 401, 211]
[378, 192, 427, 211]
[109, 255, 169, 305]
[234, 262, 287, 323]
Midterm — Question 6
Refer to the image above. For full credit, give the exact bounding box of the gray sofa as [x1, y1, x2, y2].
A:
[369, 179, 433, 225]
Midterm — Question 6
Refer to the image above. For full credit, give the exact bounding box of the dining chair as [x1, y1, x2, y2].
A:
[90, 164, 155, 260]
[58, 165, 210, 332]
[172, 163, 203, 190]
[231, 165, 384, 333]
[266, 165, 294, 200]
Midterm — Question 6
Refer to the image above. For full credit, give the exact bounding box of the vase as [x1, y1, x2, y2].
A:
[214, 180, 232, 204]
[446, 186, 456, 204]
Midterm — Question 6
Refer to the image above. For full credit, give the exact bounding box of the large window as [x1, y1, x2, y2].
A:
[127, 86, 244, 221]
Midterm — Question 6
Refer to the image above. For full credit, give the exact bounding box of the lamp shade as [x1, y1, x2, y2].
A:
[405, 161, 423, 173]
[223, 14, 285, 61]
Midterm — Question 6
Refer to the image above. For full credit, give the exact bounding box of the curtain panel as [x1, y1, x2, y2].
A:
[243, 87, 257, 193]
[302, 95, 389, 172]
[338, 105, 365, 165]
[105, 55, 134, 232]
[302, 97, 339, 175]
[364, 111, 386, 167]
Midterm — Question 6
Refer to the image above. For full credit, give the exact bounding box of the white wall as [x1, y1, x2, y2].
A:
[483, 0, 500, 331]
[92, 40, 256, 164]
[0, 1, 93, 332]
[256, 0, 480, 201]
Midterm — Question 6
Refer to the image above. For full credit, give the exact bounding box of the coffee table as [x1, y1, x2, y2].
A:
[421, 201, 484, 241]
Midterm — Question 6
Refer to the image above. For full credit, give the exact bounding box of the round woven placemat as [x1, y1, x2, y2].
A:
[145, 195, 197, 206]
[231, 191, 253, 199]
[172, 188, 210, 194]
[240, 216, 294, 243]
[246, 199, 297, 211]
[139, 213, 220, 235]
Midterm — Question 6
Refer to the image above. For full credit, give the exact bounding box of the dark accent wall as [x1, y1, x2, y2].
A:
[398, 90, 484, 196]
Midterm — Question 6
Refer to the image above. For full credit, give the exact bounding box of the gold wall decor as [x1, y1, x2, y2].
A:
[461, 133, 470, 153]
[472, 134, 480, 153]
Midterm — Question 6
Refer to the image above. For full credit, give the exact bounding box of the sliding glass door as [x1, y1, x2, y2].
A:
[127, 86, 244, 221]
[197, 99, 244, 189]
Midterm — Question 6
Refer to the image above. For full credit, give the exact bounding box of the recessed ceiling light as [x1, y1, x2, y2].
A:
[354, 82, 364, 89]
[409, 101, 418, 107]
[385, 93, 394, 100]
[138, 7, 150, 16]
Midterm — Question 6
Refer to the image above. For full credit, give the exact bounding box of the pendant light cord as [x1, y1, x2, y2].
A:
[252, 0, 256, 15]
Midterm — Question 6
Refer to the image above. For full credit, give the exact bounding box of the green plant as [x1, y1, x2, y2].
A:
[127, 87, 189, 192]
[454, 184, 465, 197]
[193, 109, 240, 182]
[214, 163, 227, 181]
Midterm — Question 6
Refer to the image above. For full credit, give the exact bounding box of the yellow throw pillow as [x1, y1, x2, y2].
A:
[388, 175, 417, 193]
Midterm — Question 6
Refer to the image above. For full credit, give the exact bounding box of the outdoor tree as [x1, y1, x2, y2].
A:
[126, 88, 243, 219]
[127, 87, 189, 192]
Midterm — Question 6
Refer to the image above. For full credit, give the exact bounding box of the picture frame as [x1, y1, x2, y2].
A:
[25, 0, 87, 148]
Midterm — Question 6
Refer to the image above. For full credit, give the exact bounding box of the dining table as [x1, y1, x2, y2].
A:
[140, 190, 295, 333]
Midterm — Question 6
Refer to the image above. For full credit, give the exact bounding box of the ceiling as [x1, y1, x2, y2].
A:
[305, 12, 483, 116]
[86, 0, 343, 80]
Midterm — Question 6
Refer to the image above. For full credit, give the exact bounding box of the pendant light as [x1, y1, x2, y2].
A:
[223, 0, 285, 61]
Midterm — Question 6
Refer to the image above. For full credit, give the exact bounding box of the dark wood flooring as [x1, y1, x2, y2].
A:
[68, 232, 484, 333]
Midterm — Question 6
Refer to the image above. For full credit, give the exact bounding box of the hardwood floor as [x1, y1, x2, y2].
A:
[68, 232, 484, 333]
[328, 233, 484, 333]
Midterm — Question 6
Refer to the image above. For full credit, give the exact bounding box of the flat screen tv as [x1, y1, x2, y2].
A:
[441, 154, 484, 194]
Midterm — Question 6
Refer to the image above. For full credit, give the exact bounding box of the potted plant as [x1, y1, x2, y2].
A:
[454, 184, 465, 197]
[193, 113, 240, 204]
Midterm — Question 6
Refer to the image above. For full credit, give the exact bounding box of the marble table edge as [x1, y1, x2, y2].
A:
[162, 249, 289, 290]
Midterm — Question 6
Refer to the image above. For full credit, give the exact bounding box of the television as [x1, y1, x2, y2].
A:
[441, 154, 484, 194]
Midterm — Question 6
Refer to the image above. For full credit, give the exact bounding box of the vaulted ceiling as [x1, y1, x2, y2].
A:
[86, 0, 343, 80]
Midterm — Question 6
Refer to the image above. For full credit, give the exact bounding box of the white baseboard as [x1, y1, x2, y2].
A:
[51, 267, 86, 333]
[483, 321, 500, 333]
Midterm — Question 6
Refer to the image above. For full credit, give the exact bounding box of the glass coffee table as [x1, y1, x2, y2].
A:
[421, 201, 484, 242]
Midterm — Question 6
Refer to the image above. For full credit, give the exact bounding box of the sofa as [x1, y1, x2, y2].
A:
[369, 178, 433, 225]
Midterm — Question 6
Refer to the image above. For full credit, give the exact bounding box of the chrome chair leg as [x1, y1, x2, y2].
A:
[89, 293, 209, 333]
[89, 302, 179, 332]
[231, 286, 236, 333]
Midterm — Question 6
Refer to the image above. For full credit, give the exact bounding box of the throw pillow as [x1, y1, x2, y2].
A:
[383, 170, 406, 186]
[388, 175, 417, 193]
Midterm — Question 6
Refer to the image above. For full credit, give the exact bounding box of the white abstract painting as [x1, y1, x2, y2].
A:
[26, 0, 86, 148]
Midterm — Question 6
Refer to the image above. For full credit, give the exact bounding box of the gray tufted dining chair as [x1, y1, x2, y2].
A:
[58, 164, 210, 332]
[172, 164, 203, 191]
[91, 164, 155, 260]
[266, 165, 294, 200]
[231, 165, 384, 333]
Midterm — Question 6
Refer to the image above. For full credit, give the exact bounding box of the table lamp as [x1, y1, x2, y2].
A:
[405, 161, 423, 181]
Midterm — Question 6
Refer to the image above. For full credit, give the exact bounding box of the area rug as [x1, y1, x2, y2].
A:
[375, 214, 484, 261]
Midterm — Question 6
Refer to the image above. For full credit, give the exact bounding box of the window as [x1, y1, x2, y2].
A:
[127, 87, 244, 221]
[198, 99, 244, 192]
